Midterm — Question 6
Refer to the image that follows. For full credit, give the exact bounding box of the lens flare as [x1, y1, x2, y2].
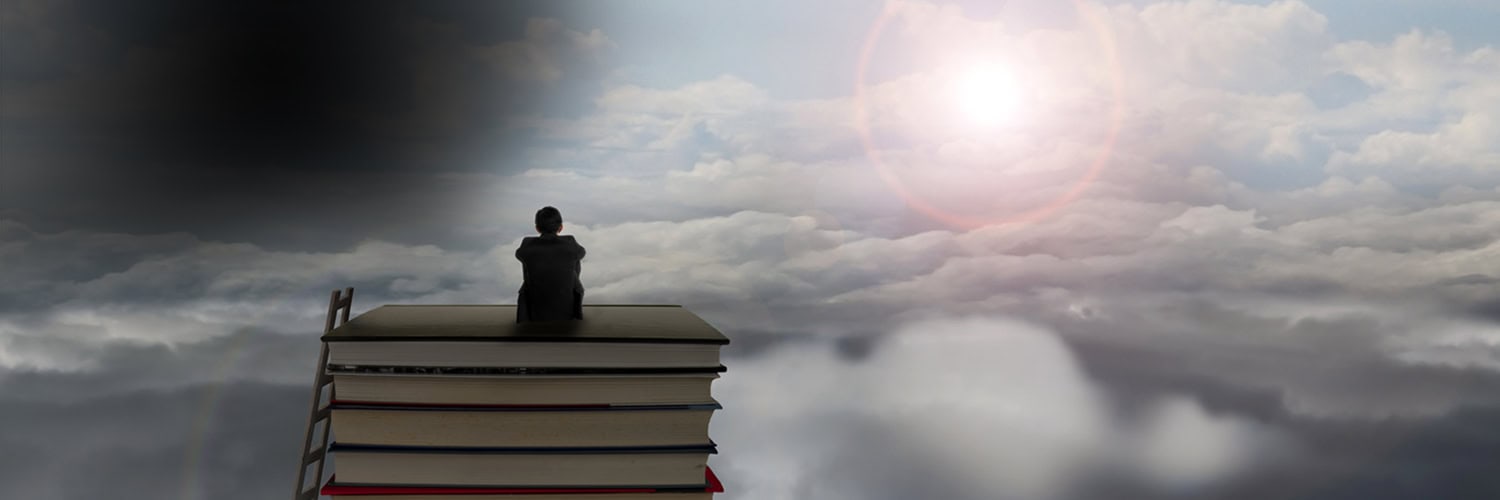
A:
[853, 0, 1125, 230]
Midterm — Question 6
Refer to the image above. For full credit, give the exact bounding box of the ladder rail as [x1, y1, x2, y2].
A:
[294, 287, 354, 500]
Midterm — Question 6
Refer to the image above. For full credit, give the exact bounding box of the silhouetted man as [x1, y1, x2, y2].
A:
[515, 206, 586, 323]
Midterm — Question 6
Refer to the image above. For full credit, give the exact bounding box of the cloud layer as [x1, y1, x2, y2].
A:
[3, 0, 1500, 498]
[711, 316, 1285, 500]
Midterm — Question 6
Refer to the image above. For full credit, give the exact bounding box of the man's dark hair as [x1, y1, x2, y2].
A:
[535, 206, 563, 234]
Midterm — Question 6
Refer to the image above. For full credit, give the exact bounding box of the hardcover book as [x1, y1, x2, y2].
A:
[328, 442, 717, 488]
[320, 466, 725, 499]
[329, 372, 720, 406]
[323, 305, 729, 369]
[330, 402, 720, 447]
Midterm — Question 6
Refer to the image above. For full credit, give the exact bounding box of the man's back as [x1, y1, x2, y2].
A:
[515, 233, 586, 322]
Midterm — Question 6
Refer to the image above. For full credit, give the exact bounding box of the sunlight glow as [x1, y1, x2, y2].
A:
[952, 63, 1023, 127]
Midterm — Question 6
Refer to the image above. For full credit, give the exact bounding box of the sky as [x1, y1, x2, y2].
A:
[2, 0, 1499, 498]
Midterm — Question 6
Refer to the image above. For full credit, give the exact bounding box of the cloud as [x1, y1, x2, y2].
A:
[13, 311, 1491, 500]
[5, 0, 1500, 497]
[0, 379, 312, 500]
[710, 315, 1283, 500]
[6, 173, 1497, 413]
[483, 18, 613, 83]
[1112, 0, 1333, 91]
[595, 75, 769, 117]
[1329, 29, 1498, 91]
[1329, 112, 1500, 184]
[1057, 300, 1500, 420]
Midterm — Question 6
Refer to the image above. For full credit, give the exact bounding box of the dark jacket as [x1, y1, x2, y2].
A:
[515, 233, 586, 322]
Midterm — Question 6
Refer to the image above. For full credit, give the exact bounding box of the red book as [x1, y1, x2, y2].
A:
[320, 467, 724, 496]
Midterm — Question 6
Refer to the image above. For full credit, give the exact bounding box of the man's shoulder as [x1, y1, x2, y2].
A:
[518, 235, 579, 247]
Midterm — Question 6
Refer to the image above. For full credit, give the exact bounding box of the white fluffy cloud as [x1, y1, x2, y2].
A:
[710, 316, 1282, 500]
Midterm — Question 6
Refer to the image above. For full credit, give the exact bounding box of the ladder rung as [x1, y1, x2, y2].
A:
[304, 446, 326, 463]
[315, 406, 332, 421]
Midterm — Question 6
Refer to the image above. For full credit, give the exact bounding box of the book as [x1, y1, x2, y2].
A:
[320, 466, 725, 499]
[330, 402, 720, 447]
[327, 365, 726, 376]
[313, 304, 729, 496]
[329, 373, 720, 406]
[328, 443, 716, 488]
[327, 341, 720, 368]
[323, 305, 729, 369]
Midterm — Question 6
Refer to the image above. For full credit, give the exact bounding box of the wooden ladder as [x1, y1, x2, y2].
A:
[293, 287, 354, 500]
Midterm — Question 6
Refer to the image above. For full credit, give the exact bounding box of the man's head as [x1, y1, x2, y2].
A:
[535, 206, 564, 235]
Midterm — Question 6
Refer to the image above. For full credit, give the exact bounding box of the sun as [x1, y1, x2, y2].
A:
[951, 63, 1024, 127]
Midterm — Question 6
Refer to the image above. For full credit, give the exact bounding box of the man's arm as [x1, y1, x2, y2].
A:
[573, 239, 585, 288]
[515, 238, 530, 287]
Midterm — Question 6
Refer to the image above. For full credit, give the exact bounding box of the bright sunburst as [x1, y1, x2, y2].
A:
[952, 63, 1023, 127]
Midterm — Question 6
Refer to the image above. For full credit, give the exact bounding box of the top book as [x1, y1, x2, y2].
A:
[322, 304, 731, 345]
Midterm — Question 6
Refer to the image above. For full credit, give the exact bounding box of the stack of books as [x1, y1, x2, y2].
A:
[317, 304, 728, 500]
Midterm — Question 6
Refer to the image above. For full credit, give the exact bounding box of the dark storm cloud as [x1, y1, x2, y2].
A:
[0, 219, 199, 312]
[0, 327, 318, 400]
[1, 0, 608, 251]
[1054, 403, 1500, 500]
[1045, 298, 1500, 415]
[1424, 274, 1500, 323]
[1063, 324, 1500, 421]
[0, 327, 327, 499]
[1466, 297, 1500, 323]
[0, 380, 311, 500]
[0, 217, 485, 317]
[1113, 407, 1500, 500]
[1043, 311, 1500, 499]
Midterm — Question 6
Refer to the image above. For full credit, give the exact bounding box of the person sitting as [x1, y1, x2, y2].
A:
[515, 206, 586, 323]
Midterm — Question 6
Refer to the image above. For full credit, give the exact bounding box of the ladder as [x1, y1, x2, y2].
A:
[293, 287, 354, 500]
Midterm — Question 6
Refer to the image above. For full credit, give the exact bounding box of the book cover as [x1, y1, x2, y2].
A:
[328, 442, 719, 454]
[327, 403, 720, 447]
[329, 401, 722, 411]
[322, 305, 730, 344]
[325, 373, 719, 406]
[328, 442, 716, 488]
[326, 365, 728, 375]
[320, 466, 724, 495]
